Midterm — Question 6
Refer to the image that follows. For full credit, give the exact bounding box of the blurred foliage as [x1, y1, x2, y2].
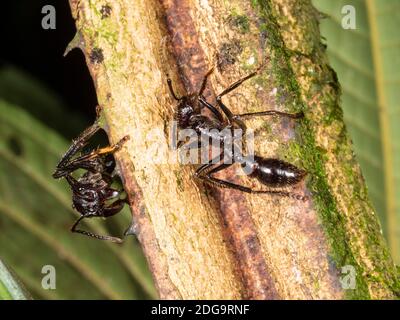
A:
[0, 67, 86, 139]
[0, 67, 156, 299]
[0, 259, 31, 300]
[312, 0, 400, 263]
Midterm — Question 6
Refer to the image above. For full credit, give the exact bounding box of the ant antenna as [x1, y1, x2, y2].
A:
[166, 76, 181, 101]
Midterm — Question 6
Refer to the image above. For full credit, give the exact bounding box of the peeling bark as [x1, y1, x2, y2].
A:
[67, 0, 399, 299]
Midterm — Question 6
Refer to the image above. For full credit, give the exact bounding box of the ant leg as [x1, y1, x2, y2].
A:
[71, 198, 127, 244]
[198, 67, 215, 96]
[65, 175, 82, 193]
[216, 100, 247, 133]
[213, 99, 248, 155]
[233, 110, 304, 121]
[55, 105, 104, 172]
[103, 199, 126, 215]
[70, 215, 124, 243]
[199, 96, 224, 122]
[231, 110, 303, 154]
[90, 135, 129, 157]
[217, 70, 258, 101]
[215, 68, 262, 129]
[54, 123, 101, 177]
[167, 77, 181, 101]
[63, 135, 129, 172]
[196, 162, 306, 200]
[196, 162, 255, 193]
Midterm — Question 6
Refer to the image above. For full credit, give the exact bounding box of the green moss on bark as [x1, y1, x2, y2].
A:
[250, 0, 400, 299]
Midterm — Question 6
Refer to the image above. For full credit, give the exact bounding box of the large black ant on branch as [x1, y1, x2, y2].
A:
[53, 106, 130, 243]
[167, 67, 307, 199]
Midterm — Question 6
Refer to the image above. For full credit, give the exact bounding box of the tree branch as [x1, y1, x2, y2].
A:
[68, 0, 399, 299]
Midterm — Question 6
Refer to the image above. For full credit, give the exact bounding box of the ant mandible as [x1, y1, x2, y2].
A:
[167, 67, 307, 200]
[53, 106, 130, 243]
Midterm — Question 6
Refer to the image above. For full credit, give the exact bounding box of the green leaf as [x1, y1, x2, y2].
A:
[0, 97, 156, 299]
[312, 0, 400, 262]
[0, 66, 87, 139]
[0, 259, 31, 300]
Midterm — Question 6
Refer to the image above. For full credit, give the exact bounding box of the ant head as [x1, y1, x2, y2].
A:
[176, 94, 199, 128]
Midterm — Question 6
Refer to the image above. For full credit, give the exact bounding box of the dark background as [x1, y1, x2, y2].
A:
[2, 1, 97, 138]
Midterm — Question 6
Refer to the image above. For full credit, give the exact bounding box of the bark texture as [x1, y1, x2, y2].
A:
[67, 0, 399, 299]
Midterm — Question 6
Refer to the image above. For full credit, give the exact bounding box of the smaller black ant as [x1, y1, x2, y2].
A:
[53, 106, 130, 243]
[167, 67, 307, 199]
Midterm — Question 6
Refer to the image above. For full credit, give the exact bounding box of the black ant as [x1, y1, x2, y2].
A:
[53, 106, 130, 243]
[167, 67, 307, 199]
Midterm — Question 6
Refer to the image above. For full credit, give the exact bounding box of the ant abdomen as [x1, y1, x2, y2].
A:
[243, 156, 306, 188]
